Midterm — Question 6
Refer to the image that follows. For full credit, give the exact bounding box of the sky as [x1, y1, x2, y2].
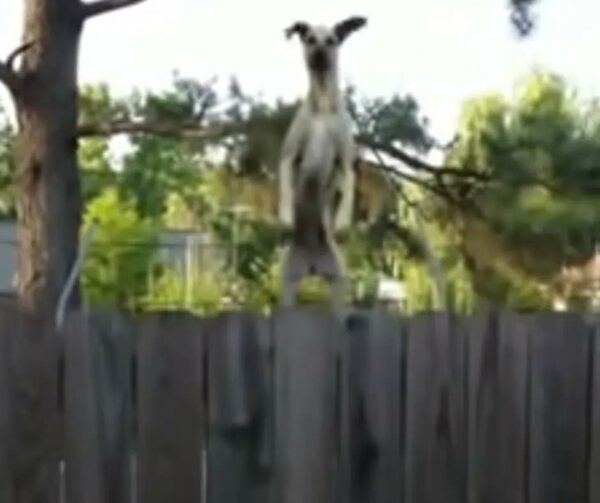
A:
[1, 0, 600, 144]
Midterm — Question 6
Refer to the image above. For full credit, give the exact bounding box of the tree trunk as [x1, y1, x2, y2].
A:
[15, 0, 83, 314]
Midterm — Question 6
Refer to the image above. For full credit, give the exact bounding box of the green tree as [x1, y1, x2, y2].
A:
[142, 268, 227, 314]
[120, 136, 202, 217]
[81, 187, 159, 309]
[77, 76, 221, 219]
[78, 84, 121, 203]
[445, 70, 600, 308]
[72, 76, 487, 311]
[0, 0, 147, 313]
[509, 0, 539, 36]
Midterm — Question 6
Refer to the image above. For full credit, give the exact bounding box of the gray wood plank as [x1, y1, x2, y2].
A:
[137, 312, 205, 503]
[273, 307, 341, 503]
[467, 312, 528, 503]
[588, 315, 600, 503]
[9, 306, 61, 503]
[529, 313, 591, 503]
[0, 305, 15, 502]
[341, 308, 404, 502]
[64, 309, 132, 503]
[206, 311, 271, 503]
[404, 312, 468, 503]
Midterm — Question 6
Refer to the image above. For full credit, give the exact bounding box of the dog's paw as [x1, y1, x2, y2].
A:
[334, 225, 351, 243]
[278, 209, 294, 229]
[333, 215, 352, 238]
[278, 215, 294, 239]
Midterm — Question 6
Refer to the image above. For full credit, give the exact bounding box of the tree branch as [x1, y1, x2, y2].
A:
[0, 42, 35, 94]
[0, 64, 17, 93]
[6, 42, 35, 69]
[358, 136, 490, 182]
[80, 0, 146, 19]
[366, 154, 448, 200]
[77, 120, 235, 140]
[364, 140, 485, 217]
[75, 117, 483, 212]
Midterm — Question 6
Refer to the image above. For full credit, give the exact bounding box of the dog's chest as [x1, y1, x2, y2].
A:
[298, 114, 342, 173]
[291, 113, 344, 249]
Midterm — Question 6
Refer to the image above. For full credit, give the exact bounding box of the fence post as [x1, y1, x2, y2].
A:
[273, 307, 342, 503]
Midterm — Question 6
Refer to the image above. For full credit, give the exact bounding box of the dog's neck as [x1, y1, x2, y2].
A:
[307, 68, 340, 114]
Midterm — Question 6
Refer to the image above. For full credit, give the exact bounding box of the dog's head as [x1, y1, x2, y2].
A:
[285, 16, 367, 76]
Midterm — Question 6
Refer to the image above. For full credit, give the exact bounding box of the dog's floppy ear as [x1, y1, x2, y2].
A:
[333, 16, 367, 43]
[285, 21, 310, 40]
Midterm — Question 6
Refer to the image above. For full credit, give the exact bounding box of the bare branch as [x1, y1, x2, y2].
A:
[75, 117, 483, 212]
[358, 136, 490, 182]
[0, 41, 36, 94]
[0, 64, 17, 93]
[80, 0, 146, 19]
[364, 140, 485, 217]
[430, 133, 460, 152]
[6, 42, 35, 69]
[77, 120, 236, 140]
[365, 154, 446, 199]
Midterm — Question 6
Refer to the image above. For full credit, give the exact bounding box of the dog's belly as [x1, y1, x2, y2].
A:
[290, 115, 342, 249]
[292, 175, 331, 250]
[293, 203, 326, 249]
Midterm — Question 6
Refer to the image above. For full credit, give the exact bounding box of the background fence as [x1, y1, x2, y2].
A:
[0, 304, 599, 502]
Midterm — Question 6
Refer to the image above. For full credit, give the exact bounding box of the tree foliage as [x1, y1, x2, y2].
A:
[80, 188, 159, 309]
[509, 0, 539, 36]
[0, 105, 15, 218]
[5, 56, 597, 313]
[445, 70, 600, 307]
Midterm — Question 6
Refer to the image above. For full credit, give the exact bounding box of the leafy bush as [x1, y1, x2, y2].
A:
[81, 188, 159, 309]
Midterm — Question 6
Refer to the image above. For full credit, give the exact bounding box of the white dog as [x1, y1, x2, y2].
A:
[278, 16, 367, 309]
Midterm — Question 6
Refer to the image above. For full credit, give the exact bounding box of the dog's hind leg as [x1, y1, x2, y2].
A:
[279, 244, 307, 307]
[314, 240, 347, 316]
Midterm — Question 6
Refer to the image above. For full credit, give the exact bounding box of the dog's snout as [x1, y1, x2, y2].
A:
[309, 49, 329, 73]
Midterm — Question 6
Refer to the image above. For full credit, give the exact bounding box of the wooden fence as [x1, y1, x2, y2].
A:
[0, 303, 599, 503]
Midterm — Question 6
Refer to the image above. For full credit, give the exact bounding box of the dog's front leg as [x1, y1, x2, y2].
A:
[333, 122, 356, 237]
[278, 108, 308, 232]
[278, 155, 295, 232]
[334, 159, 355, 238]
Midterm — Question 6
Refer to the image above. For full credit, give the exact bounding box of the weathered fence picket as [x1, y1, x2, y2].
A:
[64, 309, 132, 503]
[467, 312, 529, 503]
[136, 312, 204, 503]
[0, 304, 599, 503]
[529, 313, 591, 503]
[591, 316, 600, 503]
[341, 308, 404, 503]
[206, 311, 270, 503]
[404, 312, 468, 503]
[0, 306, 14, 502]
[273, 307, 341, 503]
[8, 306, 60, 503]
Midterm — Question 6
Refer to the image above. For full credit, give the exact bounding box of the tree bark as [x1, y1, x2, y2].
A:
[12, 0, 84, 314]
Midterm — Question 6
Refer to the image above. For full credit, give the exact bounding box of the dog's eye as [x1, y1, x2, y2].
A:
[325, 36, 336, 46]
[305, 35, 317, 45]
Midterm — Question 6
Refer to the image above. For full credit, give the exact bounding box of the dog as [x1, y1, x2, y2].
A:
[278, 16, 367, 310]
